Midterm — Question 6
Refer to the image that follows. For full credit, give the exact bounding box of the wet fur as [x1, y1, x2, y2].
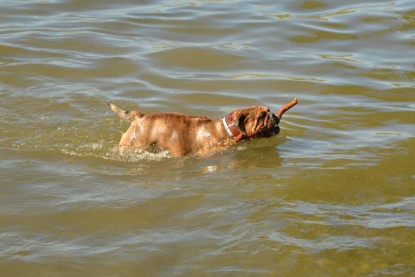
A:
[109, 102, 279, 157]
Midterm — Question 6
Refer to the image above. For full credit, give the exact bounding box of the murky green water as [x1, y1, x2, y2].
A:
[1, 0, 415, 276]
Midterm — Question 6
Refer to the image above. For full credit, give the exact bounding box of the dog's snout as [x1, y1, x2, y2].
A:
[270, 113, 280, 126]
[274, 125, 280, 135]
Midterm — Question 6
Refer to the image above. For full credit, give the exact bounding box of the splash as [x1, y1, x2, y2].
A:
[112, 146, 173, 162]
[61, 144, 173, 162]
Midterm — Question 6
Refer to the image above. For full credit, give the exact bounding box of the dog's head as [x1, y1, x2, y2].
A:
[231, 106, 281, 139]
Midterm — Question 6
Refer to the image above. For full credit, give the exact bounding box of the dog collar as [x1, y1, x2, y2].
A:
[222, 113, 241, 138]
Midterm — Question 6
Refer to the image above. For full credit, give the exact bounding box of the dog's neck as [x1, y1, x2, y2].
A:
[222, 113, 242, 140]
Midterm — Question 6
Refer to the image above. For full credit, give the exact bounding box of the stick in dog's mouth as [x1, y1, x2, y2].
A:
[276, 98, 299, 119]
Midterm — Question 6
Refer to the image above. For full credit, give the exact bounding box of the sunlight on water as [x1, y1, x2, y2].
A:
[1, 0, 415, 276]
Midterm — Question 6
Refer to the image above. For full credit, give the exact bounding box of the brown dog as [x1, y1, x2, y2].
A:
[109, 99, 298, 157]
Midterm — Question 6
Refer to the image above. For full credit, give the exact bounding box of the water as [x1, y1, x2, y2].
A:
[1, 0, 415, 276]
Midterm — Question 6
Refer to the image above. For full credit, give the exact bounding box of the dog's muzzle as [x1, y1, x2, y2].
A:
[268, 112, 281, 135]
[270, 112, 280, 128]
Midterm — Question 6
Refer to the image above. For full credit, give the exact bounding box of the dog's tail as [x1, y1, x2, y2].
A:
[108, 101, 143, 121]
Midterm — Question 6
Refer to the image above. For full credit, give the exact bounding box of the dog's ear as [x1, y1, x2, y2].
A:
[233, 109, 250, 134]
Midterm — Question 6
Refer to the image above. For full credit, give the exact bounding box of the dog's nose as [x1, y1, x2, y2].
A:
[271, 113, 280, 126]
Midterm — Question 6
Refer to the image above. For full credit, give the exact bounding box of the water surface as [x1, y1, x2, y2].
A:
[1, 0, 415, 276]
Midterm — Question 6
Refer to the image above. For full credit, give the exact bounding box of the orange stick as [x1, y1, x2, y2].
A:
[276, 98, 299, 119]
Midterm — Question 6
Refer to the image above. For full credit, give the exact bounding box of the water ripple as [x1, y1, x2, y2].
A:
[1, 0, 415, 275]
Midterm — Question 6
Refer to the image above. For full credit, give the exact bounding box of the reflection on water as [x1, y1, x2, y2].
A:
[1, 0, 415, 276]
